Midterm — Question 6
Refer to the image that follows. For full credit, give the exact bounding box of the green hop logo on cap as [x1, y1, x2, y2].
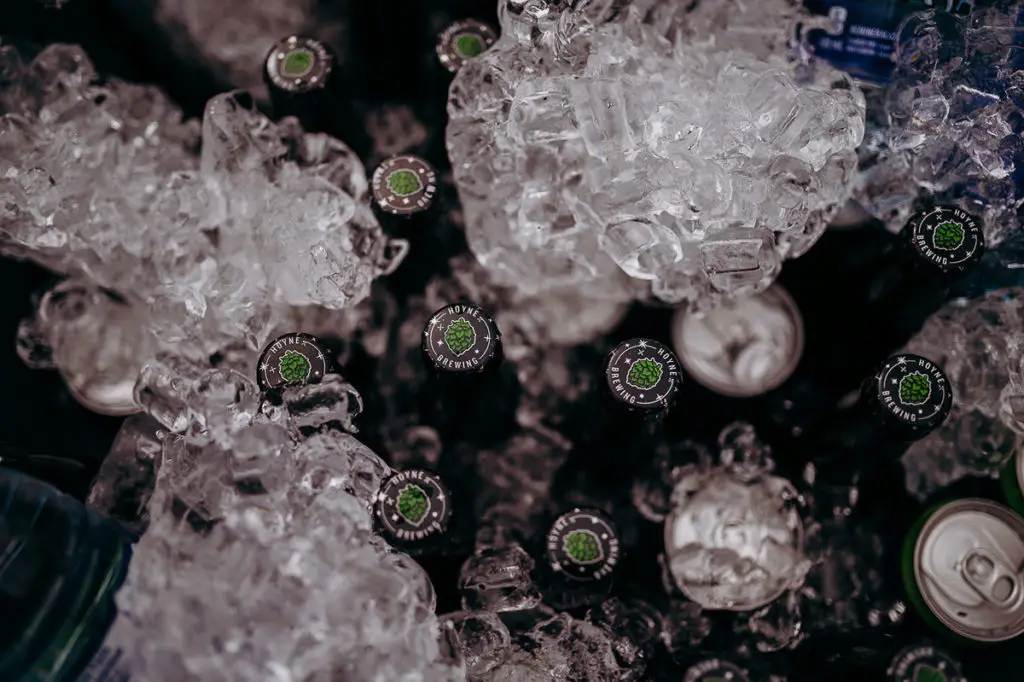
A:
[932, 221, 965, 251]
[279, 350, 312, 383]
[454, 33, 485, 58]
[443, 317, 475, 357]
[282, 49, 313, 76]
[397, 484, 430, 525]
[626, 358, 663, 391]
[563, 529, 603, 564]
[912, 664, 947, 682]
[898, 371, 932, 406]
[387, 169, 423, 197]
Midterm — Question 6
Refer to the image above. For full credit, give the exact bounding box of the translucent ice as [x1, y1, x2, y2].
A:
[448, 2, 864, 304]
[663, 424, 810, 611]
[901, 288, 1024, 499]
[0, 45, 404, 414]
[853, 4, 1024, 256]
[94, 371, 464, 681]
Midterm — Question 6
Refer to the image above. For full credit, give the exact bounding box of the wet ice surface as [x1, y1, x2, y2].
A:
[446, 0, 864, 307]
[901, 288, 1024, 499]
[853, 3, 1024, 263]
[663, 424, 810, 612]
[94, 369, 465, 681]
[1, 44, 405, 413]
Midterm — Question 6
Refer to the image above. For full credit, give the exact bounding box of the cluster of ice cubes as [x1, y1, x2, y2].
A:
[446, 0, 865, 305]
[0, 44, 404, 413]
[659, 423, 811, 613]
[901, 287, 1024, 499]
[853, 2, 1024, 257]
[86, 365, 463, 681]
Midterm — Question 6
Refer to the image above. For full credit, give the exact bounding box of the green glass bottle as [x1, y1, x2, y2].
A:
[0, 469, 131, 682]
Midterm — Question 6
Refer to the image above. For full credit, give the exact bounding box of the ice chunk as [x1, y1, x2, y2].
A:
[448, 2, 864, 305]
[0, 45, 403, 415]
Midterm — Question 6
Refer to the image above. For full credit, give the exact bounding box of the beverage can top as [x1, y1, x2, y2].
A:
[887, 644, 967, 682]
[371, 154, 438, 216]
[603, 338, 681, 414]
[545, 507, 621, 583]
[374, 468, 452, 543]
[264, 36, 334, 94]
[868, 353, 952, 435]
[683, 658, 751, 682]
[436, 19, 498, 73]
[903, 206, 985, 277]
[911, 498, 1024, 642]
[421, 302, 501, 374]
[257, 332, 331, 391]
[672, 283, 803, 398]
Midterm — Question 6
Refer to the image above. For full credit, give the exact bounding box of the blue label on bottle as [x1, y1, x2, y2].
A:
[76, 645, 131, 682]
[802, 0, 975, 84]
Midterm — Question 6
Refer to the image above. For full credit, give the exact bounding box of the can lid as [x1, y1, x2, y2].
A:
[374, 468, 452, 543]
[867, 353, 952, 436]
[545, 507, 621, 582]
[422, 302, 502, 374]
[683, 658, 751, 682]
[902, 205, 985, 277]
[672, 283, 803, 398]
[436, 19, 498, 73]
[371, 154, 438, 216]
[603, 338, 681, 414]
[914, 498, 1024, 643]
[887, 644, 966, 682]
[257, 332, 331, 391]
[264, 36, 334, 94]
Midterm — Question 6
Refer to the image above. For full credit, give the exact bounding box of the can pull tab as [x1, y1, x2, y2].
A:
[961, 550, 1019, 605]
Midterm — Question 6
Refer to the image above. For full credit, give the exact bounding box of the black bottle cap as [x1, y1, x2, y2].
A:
[684, 658, 751, 682]
[865, 353, 952, 438]
[436, 19, 498, 73]
[603, 338, 681, 415]
[545, 507, 621, 583]
[901, 205, 984, 277]
[374, 468, 453, 546]
[257, 332, 331, 391]
[263, 36, 335, 95]
[422, 302, 502, 374]
[887, 644, 966, 682]
[371, 154, 438, 216]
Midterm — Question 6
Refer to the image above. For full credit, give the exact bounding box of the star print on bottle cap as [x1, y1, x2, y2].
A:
[869, 353, 952, 434]
[257, 332, 330, 391]
[887, 645, 966, 682]
[371, 154, 438, 216]
[374, 468, 452, 544]
[904, 205, 984, 276]
[422, 302, 501, 374]
[683, 658, 751, 682]
[545, 507, 621, 582]
[436, 19, 498, 73]
[604, 338, 681, 413]
[264, 36, 334, 94]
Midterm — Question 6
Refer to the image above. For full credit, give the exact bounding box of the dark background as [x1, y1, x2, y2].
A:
[0, 0, 1018, 680]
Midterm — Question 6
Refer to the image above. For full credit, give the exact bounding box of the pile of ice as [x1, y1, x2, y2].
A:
[90, 364, 464, 681]
[446, 0, 865, 305]
[854, 3, 1024, 256]
[0, 44, 404, 412]
[902, 287, 1024, 498]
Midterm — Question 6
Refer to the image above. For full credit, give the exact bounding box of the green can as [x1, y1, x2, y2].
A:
[999, 448, 1024, 517]
[902, 498, 1024, 643]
